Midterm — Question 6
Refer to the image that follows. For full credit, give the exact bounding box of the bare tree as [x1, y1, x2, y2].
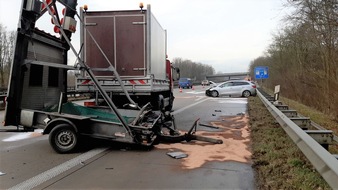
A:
[0, 24, 15, 88]
[287, 0, 338, 113]
[172, 57, 215, 81]
[250, 0, 338, 118]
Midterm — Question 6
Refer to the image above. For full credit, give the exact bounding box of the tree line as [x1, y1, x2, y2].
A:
[249, 0, 338, 118]
[0, 24, 15, 89]
[172, 57, 215, 82]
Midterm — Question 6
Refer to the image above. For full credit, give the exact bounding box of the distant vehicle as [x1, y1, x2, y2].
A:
[201, 80, 209, 86]
[205, 80, 256, 97]
[179, 78, 193, 89]
[209, 81, 217, 87]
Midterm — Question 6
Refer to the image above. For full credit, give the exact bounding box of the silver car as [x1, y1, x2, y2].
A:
[205, 80, 256, 97]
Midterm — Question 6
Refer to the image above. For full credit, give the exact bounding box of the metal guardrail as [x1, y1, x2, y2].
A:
[257, 89, 338, 189]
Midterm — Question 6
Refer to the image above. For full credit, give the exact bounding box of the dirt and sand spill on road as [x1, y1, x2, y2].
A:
[156, 115, 251, 169]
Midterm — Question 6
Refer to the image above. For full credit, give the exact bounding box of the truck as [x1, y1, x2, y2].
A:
[76, 3, 179, 111]
[4, 0, 221, 154]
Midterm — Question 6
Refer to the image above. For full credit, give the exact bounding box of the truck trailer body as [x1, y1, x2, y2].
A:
[76, 5, 177, 111]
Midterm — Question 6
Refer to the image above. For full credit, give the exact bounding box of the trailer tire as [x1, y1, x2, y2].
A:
[49, 124, 79, 154]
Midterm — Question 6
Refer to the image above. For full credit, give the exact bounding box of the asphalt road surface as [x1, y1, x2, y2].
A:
[0, 85, 254, 189]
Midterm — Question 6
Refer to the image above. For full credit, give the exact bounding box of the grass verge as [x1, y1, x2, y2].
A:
[248, 96, 331, 189]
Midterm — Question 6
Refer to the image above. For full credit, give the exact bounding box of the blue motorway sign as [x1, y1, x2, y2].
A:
[255, 66, 269, 79]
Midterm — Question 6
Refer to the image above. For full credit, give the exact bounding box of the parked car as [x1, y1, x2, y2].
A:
[179, 78, 193, 89]
[201, 80, 209, 86]
[205, 80, 256, 97]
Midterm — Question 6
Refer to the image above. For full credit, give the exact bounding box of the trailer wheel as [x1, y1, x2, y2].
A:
[49, 124, 79, 154]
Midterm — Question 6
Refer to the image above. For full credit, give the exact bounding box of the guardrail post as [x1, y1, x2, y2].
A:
[305, 130, 333, 150]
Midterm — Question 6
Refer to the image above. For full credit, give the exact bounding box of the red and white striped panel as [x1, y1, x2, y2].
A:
[128, 80, 147, 85]
[81, 79, 94, 85]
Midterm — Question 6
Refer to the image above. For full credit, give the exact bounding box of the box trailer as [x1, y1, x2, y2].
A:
[76, 4, 178, 111]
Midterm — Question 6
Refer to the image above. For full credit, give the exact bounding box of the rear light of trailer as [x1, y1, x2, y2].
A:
[84, 101, 95, 107]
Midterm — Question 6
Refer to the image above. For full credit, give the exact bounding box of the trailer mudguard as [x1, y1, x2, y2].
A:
[43, 118, 78, 135]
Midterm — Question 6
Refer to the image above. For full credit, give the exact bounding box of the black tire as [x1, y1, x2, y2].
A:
[49, 124, 79, 154]
[211, 90, 219, 97]
[158, 94, 164, 111]
[165, 92, 174, 111]
[242, 90, 251, 97]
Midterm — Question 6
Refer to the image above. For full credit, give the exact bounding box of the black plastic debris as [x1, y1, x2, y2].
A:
[167, 151, 188, 159]
[236, 112, 245, 116]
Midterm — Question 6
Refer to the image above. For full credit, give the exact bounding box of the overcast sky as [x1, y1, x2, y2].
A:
[0, 0, 288, 73]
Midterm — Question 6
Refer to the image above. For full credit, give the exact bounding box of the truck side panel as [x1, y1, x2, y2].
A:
[148, 10, 166, 80]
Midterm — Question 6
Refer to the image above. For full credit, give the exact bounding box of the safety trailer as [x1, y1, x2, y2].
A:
[4, 0, 220, 153]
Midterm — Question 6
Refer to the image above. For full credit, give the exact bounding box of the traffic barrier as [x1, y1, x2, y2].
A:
[257, 89, 338, 188]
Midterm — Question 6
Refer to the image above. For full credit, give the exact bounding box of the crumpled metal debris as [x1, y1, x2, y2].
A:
[167, 151, 188, 159]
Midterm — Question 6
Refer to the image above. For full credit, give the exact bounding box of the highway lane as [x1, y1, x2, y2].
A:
[0, 85, 254, 189]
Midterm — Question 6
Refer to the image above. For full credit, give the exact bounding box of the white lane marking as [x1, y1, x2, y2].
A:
[185, 91, 205, 94]
[195, 96, 205, 101]
[8, 148, 108, 190]
[172, 98, 210, 115]
[209, 98, 248, 104]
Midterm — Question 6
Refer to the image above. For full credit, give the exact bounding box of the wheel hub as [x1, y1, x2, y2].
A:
[57, 131, 74, 146]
